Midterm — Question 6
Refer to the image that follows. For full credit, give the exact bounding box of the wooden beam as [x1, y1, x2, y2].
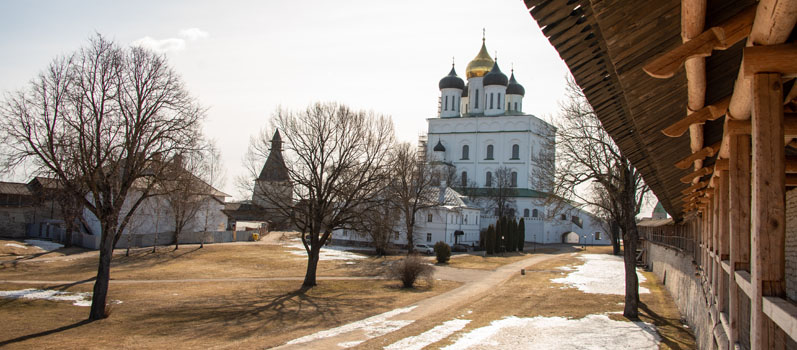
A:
[681, 180, 708, 195]
[643, 5, 756, 78]
[675, 142, 721, 169]
[751, 72, 786, 350]
[717, 170, 730, 313]
[729, 133, 752, 345]
[743, 43, 797, 77]
[662, 97, 731, 137]
[728, 0, 797, 121]
[727, 112, 797, 136]
[787, 174, 797, 186]
[715, 159, 729, 172]
[681, 166, 712, 183]
[683, 190, 705, 202]
[762, 296, 797, 342]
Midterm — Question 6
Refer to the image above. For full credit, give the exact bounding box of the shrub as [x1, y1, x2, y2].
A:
[518, 218, 525, 251]
[389, 255, 434, 288]
[434, 241, 451, 263]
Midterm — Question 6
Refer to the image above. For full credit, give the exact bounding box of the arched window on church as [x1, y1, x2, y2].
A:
[532, 209, 538, 217]
[486, 145, 494, 159]
[475, 90, 479, 108]
[490, 93, 494, 109]
[461, 145, 469, 160]
[485, 171, 492, 187]
[444, 96, 448, 111]
[514, 102, 518, 111]
[524, 209, 530, 217]
[461, 171, 468, 187]
[511, 144, 519, 159]
[507, 102, 511, 111]
[510, 171, 517, 187]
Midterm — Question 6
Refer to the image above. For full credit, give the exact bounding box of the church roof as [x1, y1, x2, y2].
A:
[433, 139, 446, 152]
[439, 65, 465, 90]
[466, 39, 494, 79]
[483, 61, 508, 86]
[506, 72, 525, 96]
[258, 130, 290, 182]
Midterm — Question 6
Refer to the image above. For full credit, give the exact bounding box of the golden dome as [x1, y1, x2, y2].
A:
[466, 40, 494, 79]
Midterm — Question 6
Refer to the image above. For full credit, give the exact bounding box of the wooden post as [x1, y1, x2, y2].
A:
[718, 170, 730, 313]
[710, 194, 717, 300]
[751, 72, 786, 349]
[729, 133, 752, 346]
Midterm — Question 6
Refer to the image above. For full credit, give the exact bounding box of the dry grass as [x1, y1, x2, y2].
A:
[442, 247, 559, 270]
[0, 241, 399, 282]
[0, 279, 459, 349]
[360, 245, 695, 350]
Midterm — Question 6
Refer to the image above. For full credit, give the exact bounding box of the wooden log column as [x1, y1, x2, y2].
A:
[751, 72, 786, 349]
[729, 133, 752, 346]
[718, 170, 730, 313]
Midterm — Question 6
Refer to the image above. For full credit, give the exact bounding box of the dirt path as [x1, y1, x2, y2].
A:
[0, 276, 384, 285]
[274, 246, 575, 350]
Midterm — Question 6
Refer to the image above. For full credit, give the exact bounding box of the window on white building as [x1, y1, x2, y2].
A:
[461, 171, 468, 187]
[560, 214, 566, 220]
[595, 232, 601, 240]
[486, 145, 494, 159]
[490, 93, 494, 109]
[485, 171, 492, 187]
[465, 215, 468, 224]
[428, 213, 433, 222]
[510, 171, 517, 187]
[511, 144, 519, 159]
[524, 209, 530, 217]
[427, 233, 432, 242]
[444, 96, 448, 111]
[462, 145, 469, 160]
[533, 209, 538, 217]
[475, 90, 479, 108]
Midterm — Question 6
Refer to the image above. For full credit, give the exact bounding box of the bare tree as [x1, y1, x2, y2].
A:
[352, 197, 398, 256]
[250, 102, 394, 287]
[539, 77, 649, 319]
[486, 166, 517, 218]
[388, 142, 437, 253]
[162, 154, 204, 250]
[0, 35, 204, 320]
[199, 141, 226, 248]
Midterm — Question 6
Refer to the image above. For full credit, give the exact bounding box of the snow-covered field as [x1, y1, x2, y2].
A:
[551, 254, 650, 295]
[24, 239, 64, 252]
[0, 289, 92, 306]
[285, 306, 416, 347]
[384, 319, 470, 350]
[283, 239, 366, 261]
[4, 243, 27, 249]
[442, 314, 659, 350]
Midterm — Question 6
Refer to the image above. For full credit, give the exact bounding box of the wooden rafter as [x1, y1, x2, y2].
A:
[643, 5, 756, 79]
[675, 142, 721, 169]
[681, 180, 708, 195]
[662, 97, 731, 137]
[681, 166, 712, 183]
[726, 113, 797, 136]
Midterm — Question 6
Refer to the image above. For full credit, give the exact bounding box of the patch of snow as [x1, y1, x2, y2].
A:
[0, 288, 92, 306]
[283, 242, 366, 261]
[385, 319, 470, 350]
[551, 254, 650, 295]
[5, 243, 27, 249]
[24, 239, 63, 252]
[286, 306, 416, 346]
[442, 314, 659, 350]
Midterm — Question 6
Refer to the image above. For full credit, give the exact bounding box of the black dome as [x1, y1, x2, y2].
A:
[506, 72, 525, 96]
[438, 66, 465, 90]
[483, 62, 508, 86]
[433, 140, 446, 152]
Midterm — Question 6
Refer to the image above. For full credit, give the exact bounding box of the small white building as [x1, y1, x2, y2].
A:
[334, 185, 481, 247]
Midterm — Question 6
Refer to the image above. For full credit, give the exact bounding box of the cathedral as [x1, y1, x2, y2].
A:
[424, 36, 610, 246]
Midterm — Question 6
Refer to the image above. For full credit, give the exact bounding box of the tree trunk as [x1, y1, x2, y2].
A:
[622, 223, 640, 319]
[303, 246, 320, 287]
[174, 228, 180, 250]
[405, 218, 415, 255]
[611, 220, 621, 255]
[89, 229, 114, 320]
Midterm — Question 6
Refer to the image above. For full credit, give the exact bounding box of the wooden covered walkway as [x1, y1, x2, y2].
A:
[525, 0, 797, 349]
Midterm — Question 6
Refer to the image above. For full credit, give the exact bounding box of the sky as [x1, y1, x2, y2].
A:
[0, 1, 659, 215]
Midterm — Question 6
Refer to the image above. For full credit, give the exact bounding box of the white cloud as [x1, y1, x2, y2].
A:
[179, 28, 209, 41]
[131, 36, 186, 53]
[132, 28, 208, 53]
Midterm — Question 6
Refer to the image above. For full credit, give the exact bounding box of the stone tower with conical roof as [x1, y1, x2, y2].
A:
[253, 130, 293, 209]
